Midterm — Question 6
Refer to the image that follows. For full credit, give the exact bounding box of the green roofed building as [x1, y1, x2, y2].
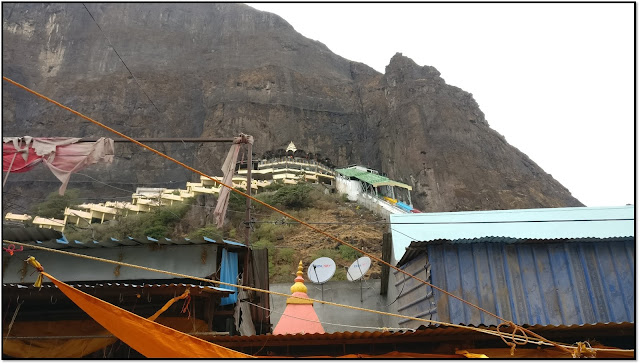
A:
[335, 166, 416, 216]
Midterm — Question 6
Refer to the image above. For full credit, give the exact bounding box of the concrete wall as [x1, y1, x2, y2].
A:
[3, 245, 218, 283]
[355, 193, 406, 220]
[335, 176, 361, 201]
[269, 279, 402, 333]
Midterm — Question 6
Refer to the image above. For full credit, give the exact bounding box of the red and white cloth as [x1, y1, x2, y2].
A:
[3, 137, 115, 194]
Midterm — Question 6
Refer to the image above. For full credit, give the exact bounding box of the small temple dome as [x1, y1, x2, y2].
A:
[272, 260, 325, 335]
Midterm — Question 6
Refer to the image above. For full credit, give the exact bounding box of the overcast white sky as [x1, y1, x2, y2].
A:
[248, 3, 635, 207]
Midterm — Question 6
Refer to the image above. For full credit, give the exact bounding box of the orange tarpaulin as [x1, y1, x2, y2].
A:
[2, 317, 209, 358]
[265, 351, 467, 359]
[41, 272, 253, 358]
[3, 319, 116, 359]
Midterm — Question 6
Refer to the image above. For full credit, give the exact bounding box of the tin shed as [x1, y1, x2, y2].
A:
[395, 236, 634, 328]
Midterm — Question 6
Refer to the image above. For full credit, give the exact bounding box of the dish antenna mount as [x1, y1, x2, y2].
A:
[347, 256, 371, 302]
[308, 257, 336, 301]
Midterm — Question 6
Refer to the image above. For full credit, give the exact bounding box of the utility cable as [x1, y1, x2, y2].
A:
[252, 218, 634, 225]
[244, 300, 412, 333]
[242, 299, 628, 356]
[1, 77, 571, 354]
[3, 298, 22, 347]
[11, 241, 629, 357]
[74, 173, 139, 194]
[81, 3, 162, 115]
[82, 3, 209, 170]
[4, 240, 573, 351]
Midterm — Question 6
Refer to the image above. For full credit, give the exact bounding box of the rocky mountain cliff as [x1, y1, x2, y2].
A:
[2, 3, 582, 213]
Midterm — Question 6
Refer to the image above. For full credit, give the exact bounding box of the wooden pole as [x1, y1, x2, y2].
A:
[380, 232, 392, 296]
[245, 143, 252, 247]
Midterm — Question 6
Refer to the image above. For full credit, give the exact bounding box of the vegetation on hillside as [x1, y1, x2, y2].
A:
[65, 199, 192, 242]
[249, 183, 385, 282]
[31, 189, 81, 220]
[62, 183, 385, 283]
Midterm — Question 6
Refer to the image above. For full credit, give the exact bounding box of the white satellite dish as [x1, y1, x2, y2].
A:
[307, 257, 336, 284]
[347, 256, 371, 282]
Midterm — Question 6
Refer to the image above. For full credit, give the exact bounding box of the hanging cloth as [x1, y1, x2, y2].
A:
[2, 137, 115, 194]
[234, 278, 256, 336]
[213, 134, 253, 228]
[219, 248, 239, 306]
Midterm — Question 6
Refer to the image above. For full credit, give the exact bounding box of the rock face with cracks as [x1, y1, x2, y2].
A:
[2, 3, 582, 213]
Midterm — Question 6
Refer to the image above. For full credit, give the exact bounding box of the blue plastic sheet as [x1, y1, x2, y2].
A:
[219, 248, 238, 305]
[395, 201, 413, 212]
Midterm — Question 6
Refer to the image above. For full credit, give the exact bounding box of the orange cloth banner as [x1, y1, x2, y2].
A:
[42, 272, 253, 358]
[3, 317, 209, 358]
[3, 319, 116, 359]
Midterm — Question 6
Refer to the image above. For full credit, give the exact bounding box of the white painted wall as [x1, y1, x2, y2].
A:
[335, 176, 361, 201]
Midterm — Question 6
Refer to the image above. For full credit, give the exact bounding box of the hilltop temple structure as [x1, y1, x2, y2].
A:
[4, 142, 422, 232]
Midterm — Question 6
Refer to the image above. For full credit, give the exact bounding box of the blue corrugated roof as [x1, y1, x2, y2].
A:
[390, 205, 635, 262]
[394, 236, 634, 328]
[223, 239, 246, 247]
[396, 236, 634, 266]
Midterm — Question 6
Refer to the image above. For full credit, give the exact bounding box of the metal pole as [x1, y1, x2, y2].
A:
[3, 153, 17, 187]
[77, 137, 236, 143]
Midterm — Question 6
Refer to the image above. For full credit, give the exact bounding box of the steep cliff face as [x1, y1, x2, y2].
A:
[2, 3, 582, 213]
[372, 54, 580, 211]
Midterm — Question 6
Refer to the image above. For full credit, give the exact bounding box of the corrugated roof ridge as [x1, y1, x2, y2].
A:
[4, 235, 247, 250]
[2, 281, 236, 293]
[398, 235, 634, 266]
[411, 235, 635, 244]
[207, 322, 633, 342]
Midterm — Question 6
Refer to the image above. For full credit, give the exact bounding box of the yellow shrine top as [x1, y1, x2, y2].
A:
[287, 261, 312, 304]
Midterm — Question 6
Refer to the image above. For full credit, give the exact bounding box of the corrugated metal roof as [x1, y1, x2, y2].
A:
[397, 236, 634, 266]
[2, 225, 63, 243]
[205, 321, 633, 345]
[335, 167, 388, 183]
[2, 282, 235, 296]
[2, 234, 246, 250]
[355, 173, 391, 186]
[395, 237, 634, 327]
[390, 205, 635, 263]
[335, 167, 411, 189]
[335, 167, 366, 178]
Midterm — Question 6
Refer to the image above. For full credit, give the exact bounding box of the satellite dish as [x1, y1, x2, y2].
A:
[347, 256, 371, 282]
[307, 257, 336, 284]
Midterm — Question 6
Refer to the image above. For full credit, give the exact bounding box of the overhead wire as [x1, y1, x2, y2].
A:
[1, 76, 573, 354]
[251, 218, 634, 225]
[81, 3, 162, 116]
[73, 173, 139, 194]
[247, 297, 631, 356]
[3, 239, 577, 351]
[10, 239, 631, 356]
[245, 300, 412, 333]
[82, 3, 212, 169]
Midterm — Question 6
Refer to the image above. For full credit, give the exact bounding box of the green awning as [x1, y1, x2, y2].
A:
[334, 168, 365, 178]
[335, 167, 412, 190]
